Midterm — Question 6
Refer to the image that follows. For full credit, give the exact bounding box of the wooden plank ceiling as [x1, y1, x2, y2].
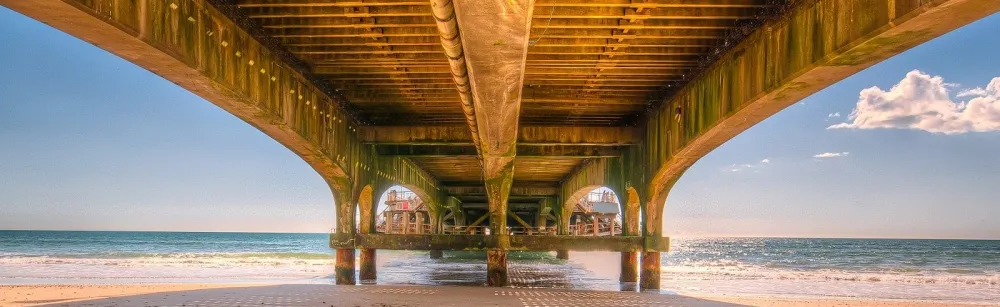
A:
[234, 0, 778, 194]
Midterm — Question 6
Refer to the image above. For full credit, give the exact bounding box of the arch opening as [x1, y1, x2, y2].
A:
[374, 186, 430, 234]
[565, 186, 623, 236]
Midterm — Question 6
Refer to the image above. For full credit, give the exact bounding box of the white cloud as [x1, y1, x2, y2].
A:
[828, 70, 1000, 134]
[957, 87, 988, 98]
[813, 152, 849, 158]
[828, 112, 841, 118]
[726, 158, 771, 172]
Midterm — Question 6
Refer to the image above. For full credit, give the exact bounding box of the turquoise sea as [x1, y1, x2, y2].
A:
[1, 231, 998, 303]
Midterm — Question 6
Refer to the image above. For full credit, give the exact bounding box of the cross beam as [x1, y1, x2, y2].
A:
[376, 144, 622, 158]
[359, 126, 636, 145]
[330, 233, 670, 252]
[446, 186, 558, 197]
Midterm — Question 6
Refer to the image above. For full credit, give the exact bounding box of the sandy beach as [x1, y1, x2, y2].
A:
[1, 284, 994, 307]
[0, 284, 263, 307]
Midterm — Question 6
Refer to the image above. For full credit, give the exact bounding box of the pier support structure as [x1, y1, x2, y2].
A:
[357, 186, 377, 283]
[640, 190, 670, 290]
[556, 250, 569, 260]
[486, 250, 508, 287]
[639, 251, 660, 290]
[429, 250, 443, 259]
[335, 249, 356, 285]
[620, 251, 638, 283]
[484, 159, 513, 287]
[11, 0, 994, 293]
[359, 249, 377, 282]
[331, 181, 358, 285]
[621, 188, 642, 283]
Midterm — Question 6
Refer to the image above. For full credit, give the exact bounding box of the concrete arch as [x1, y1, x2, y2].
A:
[560, 185, 626, 236]
[396, 184, 444, 233]
[374, 183, 436, 210]
[1, 1, 373, 234]
[562, 185, 605, 211]
[559, 184, 602, 235]
[374, 184, 441, 234]
[640, 0, 1000, 235]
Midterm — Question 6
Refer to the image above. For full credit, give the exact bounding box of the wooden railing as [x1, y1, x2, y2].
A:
[440, 226, 557, 235]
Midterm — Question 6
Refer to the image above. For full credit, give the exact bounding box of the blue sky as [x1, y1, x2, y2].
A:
[1, 7, 998, 238]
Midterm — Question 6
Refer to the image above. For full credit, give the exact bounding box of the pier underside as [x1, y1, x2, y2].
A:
[330, 233, 669, 252]
[4, 0, 998, 290]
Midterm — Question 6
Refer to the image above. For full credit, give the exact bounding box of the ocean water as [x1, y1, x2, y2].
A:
[1, 231, 998, 303]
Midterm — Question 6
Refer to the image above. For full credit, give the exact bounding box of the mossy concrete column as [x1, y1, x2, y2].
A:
[486, 250, 508, 287]
[357, 186, 376, 283]
[621, 187, 642, 283]
[554, 200, 570, 260]
[556, 250, 569, 260]
[359, 249, 376, 282]
[640, 251, 660, 290]
[621, 251, 639, 283]
[483, 159, 514, 286]
[484, 159, 514, 287]
[335, 249, 356, 285]
[331, 180, 356, 286]
[639, 189, 668, 290]
[429, 250, 444, 259]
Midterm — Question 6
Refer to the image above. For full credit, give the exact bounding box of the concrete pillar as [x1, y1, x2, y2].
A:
[640, 251, 660, 290]
[331, 182, 356, 286]
[593, 215, 599, 236]
[403, 211, 410, 234]
[483, 157, 513, 287]
[429, 250, 443, 259]
[415, 212, 424, 234]
[536, 210, 547, 233]
[385, 211, 394, 234]
[486, 250, 508, 287]
[556, 250, 569, 260]
[359, 248, 376, 282]
[620, 251, 638, 283]
[335, 249, 356, 285]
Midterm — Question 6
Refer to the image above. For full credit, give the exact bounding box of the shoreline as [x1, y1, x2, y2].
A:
[2, 283, 996, 307]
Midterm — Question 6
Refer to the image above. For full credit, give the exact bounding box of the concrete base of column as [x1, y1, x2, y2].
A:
[335, 249, 356, 285]
[429, 250, 444, 259]
[359, 248, 376, 283]
[556, 250, 569, 260]
[620, 251, 638, 283]
[640, 251, 660, 290]
[486, 250, 508, 287]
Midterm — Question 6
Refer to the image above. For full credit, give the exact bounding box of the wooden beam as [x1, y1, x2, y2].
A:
[447, 186, 558, 197]
[508, 209, 534, 229]
[330, 233, 670, 252]
[359, 126, 637, 145]
[467, 214, 489, 228]
[377, 144, 621, 158]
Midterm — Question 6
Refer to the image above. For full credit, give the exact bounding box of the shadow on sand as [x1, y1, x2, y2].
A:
[34, 284, 753, 307]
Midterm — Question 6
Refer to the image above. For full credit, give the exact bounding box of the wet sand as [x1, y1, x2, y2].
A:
[1, 284, 994, 307]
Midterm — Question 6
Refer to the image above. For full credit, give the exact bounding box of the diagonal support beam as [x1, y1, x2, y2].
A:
[467, 214, 490, 229]
[507, 208, 533, 229]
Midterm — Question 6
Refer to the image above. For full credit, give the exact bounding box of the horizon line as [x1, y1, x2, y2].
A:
[2, 229, 997, 241]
